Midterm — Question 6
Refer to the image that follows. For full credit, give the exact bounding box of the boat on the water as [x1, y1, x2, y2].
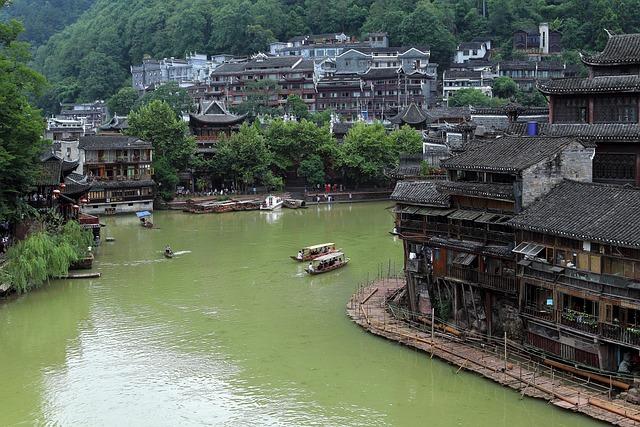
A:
[164, 246, 174, 258]
[136, 210, 153, 228]
[283, 199, 307, 209]
[291, 243, 337, 261]
[260, 195, 283, 210]
[304, 252, 349, 275]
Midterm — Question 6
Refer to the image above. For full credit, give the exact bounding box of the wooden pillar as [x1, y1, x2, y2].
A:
[485, 290, 493, 337]
[548, 96, 554, 124]
[588, 96, 594, 124]
[453, 282, 459, 325]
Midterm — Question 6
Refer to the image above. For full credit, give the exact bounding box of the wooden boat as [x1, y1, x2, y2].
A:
[137, 210, 153, 227]
[283, 199, 307, 209]
[233, 199, 261, 211]
[260, 195, 283, 210]
[304, 252, 350, 275]
[164, 248, 174, 258]
[212, 201, 237, 213]
[64, 272, 101, 279]
[70, 252, 94, 270]
[291, 243, 337, 262]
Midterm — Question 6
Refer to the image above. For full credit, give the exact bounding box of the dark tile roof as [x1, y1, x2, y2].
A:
[441, 136, 581, 173]
[79, 135, 152, 150]
[425, 106, 472, 122]
[211, 62, 247, 74]
[331, 122, 354, 136]
[444, 70, 482, 79]
[388, 103, 429, 125]
[429, 236, 514, 259]
[583, 33, 640, 65]
[63, 173, 92, 196]
[437, 181, 514, 201]
[499, 61, 565, 71]
[507, 123, 640, 143]
[37, 158, 62, 186]
[99, 115, 128, 131]
[360, 67, 401, 79]
[537, 75, 640, 95]
[190, 101, 247, 126]
[458, 42, 484, 50]
[509, 180, 640, 249]
[391, 180, 450, 207]
[91, 179, 155, 190]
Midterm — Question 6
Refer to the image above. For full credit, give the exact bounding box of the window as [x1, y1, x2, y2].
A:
[594, 96, 638, 123]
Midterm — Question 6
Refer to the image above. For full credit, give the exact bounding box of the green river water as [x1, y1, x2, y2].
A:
[0, 202, 602, 426]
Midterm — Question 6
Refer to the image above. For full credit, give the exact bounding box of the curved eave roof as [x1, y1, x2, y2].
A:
[537, 75, 640, 95]
[189, 113, 247, 126]
[582, 34, 640, 66]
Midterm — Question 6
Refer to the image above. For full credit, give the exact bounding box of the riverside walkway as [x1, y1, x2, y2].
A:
[347, 278, 640, 426]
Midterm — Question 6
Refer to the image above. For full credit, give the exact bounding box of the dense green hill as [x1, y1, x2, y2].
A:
[2, 0, 95, 45]
[22, 0, 640, 106]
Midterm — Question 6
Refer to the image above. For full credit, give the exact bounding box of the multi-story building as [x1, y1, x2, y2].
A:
[442, 69, 494, 102]
[131, 53, 228, 91]
[189, 101, 247, 155]
[497, 61, 570, 91]
[510, 180, 640, 372]
[79, 128, 154, 215]
[209, 54, 316, 111]
[391, 135, 594, 335]
[453, 39, 492, 64]
[529, 32, 640, 186]
[513, 23, 562, 59]
[58, 101, 108, 131]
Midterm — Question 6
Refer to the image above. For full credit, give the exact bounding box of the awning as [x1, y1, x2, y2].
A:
[453, 252, 477, 266]
[415, 207, 456, 217]
[512, 242, 545, 257]
[475, 212, 512, 224]
[136, 211, 152, 218]
[448, 209, 483, 221]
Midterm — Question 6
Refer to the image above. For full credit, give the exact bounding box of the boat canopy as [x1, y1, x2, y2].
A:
[312, 252, 344, 263]
[136, 211, 152, 218]
[304, 243, 335, 251]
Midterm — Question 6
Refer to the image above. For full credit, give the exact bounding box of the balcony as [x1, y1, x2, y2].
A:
[559, 309, 599, 335]
[600, 322, 640, 347]
[523, 305, 555, 322]
[447, 265, 518, 293]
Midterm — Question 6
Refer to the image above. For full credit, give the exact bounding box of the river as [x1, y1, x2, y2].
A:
[0, 202, 601, 426]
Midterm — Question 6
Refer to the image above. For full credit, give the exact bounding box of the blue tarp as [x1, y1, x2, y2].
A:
[136, 211, 152, 218]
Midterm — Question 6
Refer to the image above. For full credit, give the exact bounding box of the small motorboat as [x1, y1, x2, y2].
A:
[291, 243, 337, 262]
[283, 199, 307, 209]
[260, 195, 283, 210]
[304, 252, 350, 275]
[164, 246, 174, 258]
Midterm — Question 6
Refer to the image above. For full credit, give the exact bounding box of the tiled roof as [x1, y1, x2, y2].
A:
[190, 101, 247, 125]
[509, 180, 640, 249]
[507, 123, 640, 143]
[79, 135, 152, 150]
[37, 158, 62, 186]
[444, 70, 482, 79]
[441, 136, 581, 173]
[437, 181, 514, 200]
[458, 42, 484, 50]
[99, 115, 128, 131]
[390, 180, 450, 207]
[425, 106, 472, 122]
[537, 75, 640, 95]
[499, 61, 565, 71]
[583, 33, 640, 65]
[388, 103, 429, 125]
[360, 67, 401, 79]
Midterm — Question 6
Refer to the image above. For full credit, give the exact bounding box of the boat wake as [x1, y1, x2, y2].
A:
[172, 250, 192, 256]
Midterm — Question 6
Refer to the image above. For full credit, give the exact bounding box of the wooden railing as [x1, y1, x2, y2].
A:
[523, 306, 555, 322]
[447, 265, 517, 293]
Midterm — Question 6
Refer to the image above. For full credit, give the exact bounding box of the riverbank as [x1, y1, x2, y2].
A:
[347, 278, 640, 427]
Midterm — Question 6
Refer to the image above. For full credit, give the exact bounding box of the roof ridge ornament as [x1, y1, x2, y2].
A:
[604, 28, 614, 38]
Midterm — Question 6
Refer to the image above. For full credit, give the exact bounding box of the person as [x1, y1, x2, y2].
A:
[297, 250, 303, 260]
[308, 262, 314, 273]
[619, 352, 632, 374]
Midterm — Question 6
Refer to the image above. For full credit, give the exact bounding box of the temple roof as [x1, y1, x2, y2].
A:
[388, 103, 429, 125]
[509, 180, 640, 249]
[99, 115, 128, 132]
[537, 75, 640, 95]
[441, 136, 584, 173]
[189, 101, 247, 126]
[391, 180, 450, 207]
[583, 33, 640, 66]
[63, 173, 92, 196]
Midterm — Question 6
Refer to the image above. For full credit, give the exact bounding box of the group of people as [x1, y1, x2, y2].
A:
[308, 257, 339, 272]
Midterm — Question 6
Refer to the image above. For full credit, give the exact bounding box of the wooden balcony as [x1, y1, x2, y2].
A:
[600, 322, 640, 347]
[559, 310, 599, 335]
[523, 305, 555, 322]
[446, 265, 517, 294]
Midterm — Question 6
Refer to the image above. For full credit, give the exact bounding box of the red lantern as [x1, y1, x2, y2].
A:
[53, 189, 61, 197]
[72, 204, 80, 210]
[60, 183, 66, 189]
[80, 198, 88, 204]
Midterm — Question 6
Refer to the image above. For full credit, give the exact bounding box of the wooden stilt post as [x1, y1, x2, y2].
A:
[431, 308, 435, 357]
[504, 331, 507, 381]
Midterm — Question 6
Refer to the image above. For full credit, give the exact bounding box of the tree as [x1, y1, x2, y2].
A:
[492, 76, 518, 99]
[77, 51, 128, 101]
[338, 122, 396, 186]
[126, 100, 197, 200]
[136, 82, 193, 117]
[389, 125, 423, 155]
[449, 88, 503, 107]
[107, 86, 139, 116]
[284, 94, 309, 120]
[298, 154, 325, 186]
[0, 1, 47, 221]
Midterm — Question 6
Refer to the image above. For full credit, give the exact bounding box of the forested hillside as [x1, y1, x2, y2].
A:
[24, 0, 640, 106]
[1, 0, 95, 45]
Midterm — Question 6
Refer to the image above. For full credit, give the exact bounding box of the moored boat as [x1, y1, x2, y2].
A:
[260, 195, 283, 210]
[283, 199, 307, 209]
[291, 243, 337, 262]
[304, 252, 349, 275]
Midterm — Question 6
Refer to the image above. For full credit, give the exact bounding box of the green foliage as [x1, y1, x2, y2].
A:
[492, 76, 518, 99]
[298, 154, 325, 187]
[0, 1, 47, 222]
[1, 220, 92, 294]
[233, 79, 282, 119]
[107, 86, 139, 116]
[389, 125, 423, 155]
[284, 94, 309, 120]
[127, 100, 196, 200]
[449, 88, 505, 108]
[135, 82, 193, 117]
[516, 89, 548, 107]
[338, 122, 397, 186]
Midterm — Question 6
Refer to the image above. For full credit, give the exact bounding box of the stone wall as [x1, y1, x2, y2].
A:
[521, 141, 593, 208]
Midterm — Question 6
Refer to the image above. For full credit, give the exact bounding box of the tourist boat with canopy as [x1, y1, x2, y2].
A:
[260, 195, 283, 211]
[304, 252, 349, 275]
[136, 210, 153, 228]
[291, 243, 337, 261]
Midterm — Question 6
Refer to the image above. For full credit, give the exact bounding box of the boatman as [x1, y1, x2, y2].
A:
[297, 250, 303, 260]
[308, 262, 314, 273]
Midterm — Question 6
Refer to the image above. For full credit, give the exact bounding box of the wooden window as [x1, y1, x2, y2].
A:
[594, 96, 639, 123]
[553, 97, 588, 123]
[593, 153, 636, 183]
[590, 255, 601, 274]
